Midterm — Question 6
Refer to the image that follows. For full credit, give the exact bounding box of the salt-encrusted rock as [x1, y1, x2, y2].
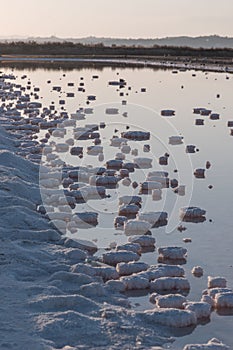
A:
[158, 246, 187, 260]
[106, 159, 123, 170]
[55, 143, 69, 152]
[87, 145, 103, 155]
[201, 295, 215, 308]
[110, 137, 128, 147]
[121, 177, 131, 186]
[133, 157, 152, 168]
[102, 250, 140, 266]
[161, 109, 175, 117]
[119, 204, 140, 217]
[116, 261, 149, 276]
[137, 211, 167, 226]
[114, 216, 127, 227]
[144, 308, 196, 327]
[116, 243, 141, 255]
[169, 136, 183, 145]
[128, 235, 155, 247]
[204, 288, 232, 299]
[64, 248, 87, 262]
[150, 277, 190, 291]
[105, 280, 126, 292]
[63, 238, 98, 253]
[146, 175, 169, 188]
[183, 338, 230, 350]
[152, 189, 162, 200]
[94, 267, 119, 281]
[180, 206, 206, 219]
[215, 292, 233, 309]
[150, 293, 186, 309]
[140, 181, 162, 191]
[194, 168, 205, 178]
[118, 195, 142, 206]
[115, 152, 126, 160]
[184, 302, 211, 319]
[147, 264, 185, 280]
[121, 144, 131, 154]
[124, 220, 152, 235]
[192, 266, 204, 277]
[80, 282, 106, 297]
[71, 263, 97, 276]
[120, 275, 150, 290]
[208, 276, 227, 289]
[121, 131, 150, 141]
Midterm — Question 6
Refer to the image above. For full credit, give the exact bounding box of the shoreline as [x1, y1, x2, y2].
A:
[1, 55, 233, 73]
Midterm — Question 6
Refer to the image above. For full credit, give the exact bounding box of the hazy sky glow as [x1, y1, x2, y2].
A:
[0, 0, 233, 38]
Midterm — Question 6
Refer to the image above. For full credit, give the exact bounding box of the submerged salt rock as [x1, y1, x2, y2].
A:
[158, 246, 187, 260]
[147, 264, 185, 280]
[128, 235, 155, 247]
[136, 211, 168, 226]
[102, 250, 140, 266]
[144, 308, 196, 327]
[116, 243, 141, 255]
[105, 280, 126, 292]
[194, 168, 205, 178]
[208, 276, 227, 289]
[205, 288, 232, 299]
[124, 220, 152, 235]
[192, 266, 204, 277]
[184, 302, 211, 319]
[133, 157, 152, 168]
[94, 267, 119, 281]
[114, 216, 127, 227]
[183, 338, 229, 350]
[152, 189, 162, 201]
[180, 206, 206, 219]
[151, 277, 190, 291]
[120, 275, 150, 290]
[55, 143, 69, 152]
[119, 204, 140, 217]
[121, 131, 150, 141]
[119, 195, 142, 206]
[152, 293, 186, 309]
[201, 295, 215, 308]
[116, 261, 149, 276]
[215, 292, 233, 309]
[169, 136, 183, 145]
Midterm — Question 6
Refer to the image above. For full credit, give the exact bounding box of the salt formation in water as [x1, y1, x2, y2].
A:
[183, 301, 211, 319]
[116, 261, 149, 276]
[102, 250, 140, 265]
[124, 220, 152, 235]
[208, 276, 227, 289]
[150, 277, 190, 291]
[128, 235, 156, 247]
[150, 293, 186, 309]
[144, 308, 196, 327]
[158, 246, 187, 261]
[192, 266, 204, 277]
[183, 338, 229, 350]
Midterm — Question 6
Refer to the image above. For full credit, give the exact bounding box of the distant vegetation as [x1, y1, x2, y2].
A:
[1, 35, 233, 49]
[1, 41, 233, 58]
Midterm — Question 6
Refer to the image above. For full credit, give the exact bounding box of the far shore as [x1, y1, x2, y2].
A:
[1, 55, 233, 73]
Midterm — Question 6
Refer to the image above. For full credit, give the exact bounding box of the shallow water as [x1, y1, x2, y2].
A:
[2, 64, 233, 348]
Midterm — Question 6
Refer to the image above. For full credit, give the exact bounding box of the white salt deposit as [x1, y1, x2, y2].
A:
[183, 338, 229, 349]
[208, 276, 227, 289]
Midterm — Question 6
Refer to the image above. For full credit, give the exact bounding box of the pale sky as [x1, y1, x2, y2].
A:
[0, 0, 233, 38]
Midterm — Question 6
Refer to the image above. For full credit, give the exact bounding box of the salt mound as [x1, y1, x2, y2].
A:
[183, 338, 229, 349]
[144, 308, 196, 327]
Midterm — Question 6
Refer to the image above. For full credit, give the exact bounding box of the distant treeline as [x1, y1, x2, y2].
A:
[1, 41, 233, 58]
